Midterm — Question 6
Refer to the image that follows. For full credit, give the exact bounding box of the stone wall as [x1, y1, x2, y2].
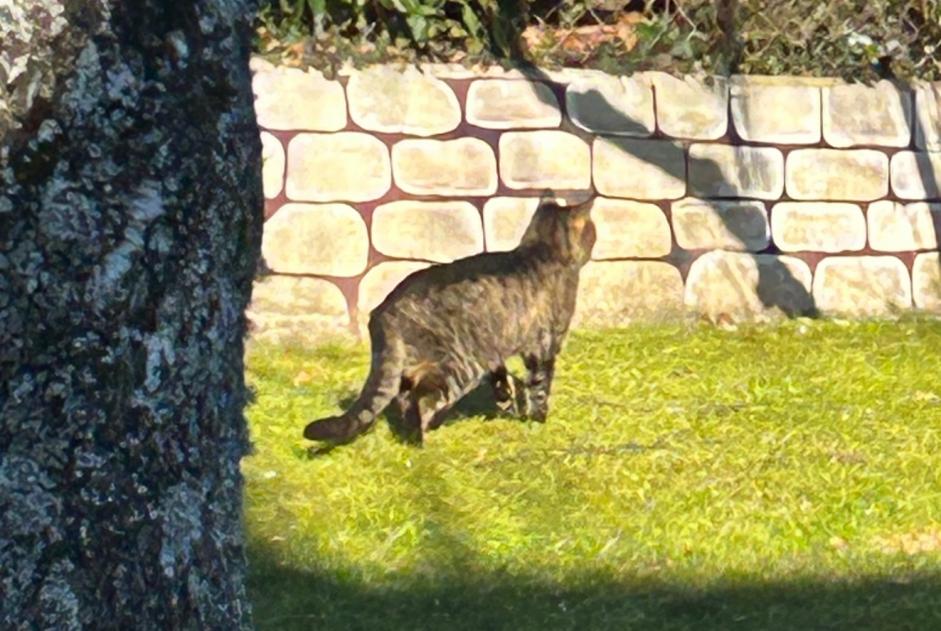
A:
[248, 57, 941, 340]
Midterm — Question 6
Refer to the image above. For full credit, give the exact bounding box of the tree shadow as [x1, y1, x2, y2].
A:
[888, 78, 941, 304]
[247, 548, 941, 630]
[487, 0, 817, 320]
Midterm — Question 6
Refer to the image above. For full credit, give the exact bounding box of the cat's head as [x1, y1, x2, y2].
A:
[521, 197, 596, 266]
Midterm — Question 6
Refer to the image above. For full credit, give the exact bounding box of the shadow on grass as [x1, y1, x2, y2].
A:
[326, 375, 527, 446]
[301, 382, 521, 454]
[247, 551, 941, 631]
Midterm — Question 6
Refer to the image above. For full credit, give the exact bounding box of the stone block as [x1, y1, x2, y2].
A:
[731, 81, 821, 144]
[867, 201, 941, 252]
[671, 198, 769, 251]
[786, 149, 888, 201]
[593, 137, 685, 199]
[688, 144, 784, 200]
[915, 81, 941, 151]
[649, 72, 728, 140]
[247, 275, 350, 341]
[252, 66, 346, 131]
[466, 80, 561, 129]
[392, 138, 497, 196]
[483, 197, 540, 252]
[573, 261, 684, 326]
[770, 202, 866, 253]
[286, 132, 390, 202]
[371, 200, 483, 263]
[823, 81, 912, 148]
[346, 66, 460, 136]
[685, 251, 814, 320]
[499, 131, 591, 190]
[913, 253, 941, 311]
[566, 75, 655, 137]
[262, 203, 368, 277]
[358, 261, 431, 316]
[260, 132, 284, 199]
[813, 256, 912, 316]
[890, 151, 941, 200]
[590, 198, 671, 259]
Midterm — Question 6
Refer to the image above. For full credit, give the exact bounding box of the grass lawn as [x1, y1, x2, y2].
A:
[243, 318, 941, 630]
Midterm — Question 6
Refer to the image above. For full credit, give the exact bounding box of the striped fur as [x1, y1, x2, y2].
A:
[303, 198, 596, 445]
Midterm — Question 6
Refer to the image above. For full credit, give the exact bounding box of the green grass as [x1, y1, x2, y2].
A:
[244, 318, 941, 630]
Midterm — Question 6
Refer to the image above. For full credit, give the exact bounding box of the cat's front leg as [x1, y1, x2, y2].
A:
[523, 354, 556, 422]
[489, 364, 520, 416]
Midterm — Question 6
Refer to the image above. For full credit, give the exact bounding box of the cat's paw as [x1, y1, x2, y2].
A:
[526, 401, 548, 423]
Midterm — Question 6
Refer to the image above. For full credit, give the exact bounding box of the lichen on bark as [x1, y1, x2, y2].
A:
[0, 1, 263, 627]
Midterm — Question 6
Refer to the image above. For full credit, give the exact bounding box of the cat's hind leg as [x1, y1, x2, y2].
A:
[399, 366, 446, 444]
[389, 376, 414, 419]
[404, 363, 482, 442]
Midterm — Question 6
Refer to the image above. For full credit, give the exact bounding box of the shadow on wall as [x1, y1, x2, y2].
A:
[516, 67, 817, 318]
[247, 545, 941, 630]
[890, 78, 941, 295]
[486, 0, 941, 320]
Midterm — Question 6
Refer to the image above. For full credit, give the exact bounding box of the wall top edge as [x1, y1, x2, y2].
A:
[250, 55, 941, 89]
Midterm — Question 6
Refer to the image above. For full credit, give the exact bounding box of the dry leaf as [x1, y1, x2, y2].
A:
[874, 528, 941, 555]
[521, 24, 547, 51]
[521, 12, 642, 58]
[829, 535, 848, 550]
[292, 370, 313, 386]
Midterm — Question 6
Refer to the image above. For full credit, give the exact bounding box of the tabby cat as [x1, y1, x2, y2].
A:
[303, 196, 596, 445]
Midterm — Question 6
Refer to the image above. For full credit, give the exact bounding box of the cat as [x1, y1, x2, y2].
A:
[303, 196, 596, 445]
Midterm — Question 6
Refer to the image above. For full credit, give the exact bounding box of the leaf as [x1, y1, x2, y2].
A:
[415, 4, 442, 17]
[449, 22, 466, 38]
[520, 24, 546, 51]
[407, 14, 429, 42]
[590, 0, 631, 11]
[671, 37, 695, 59]
[458, 0, 482, 37]
[307, 0, 326, 34]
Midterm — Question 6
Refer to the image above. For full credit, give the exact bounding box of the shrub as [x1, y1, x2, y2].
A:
[254, 0, 941, 80]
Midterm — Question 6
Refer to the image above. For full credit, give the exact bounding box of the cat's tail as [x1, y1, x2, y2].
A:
[303, 336, 404, 444]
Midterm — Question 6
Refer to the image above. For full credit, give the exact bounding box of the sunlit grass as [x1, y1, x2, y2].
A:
[244, 317, 941, 630]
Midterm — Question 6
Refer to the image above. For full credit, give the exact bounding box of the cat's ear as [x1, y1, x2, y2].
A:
[537, 189, 557, 205]
[520, 198, 562, 247]
[568, 199, 596, 264]
[576, 217, 596, 263]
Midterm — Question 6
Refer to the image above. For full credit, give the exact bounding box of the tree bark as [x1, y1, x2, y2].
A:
[1, 1, 263, 628]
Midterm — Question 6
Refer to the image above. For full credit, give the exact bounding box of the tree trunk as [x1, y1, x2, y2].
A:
[1, 1, 263, 628]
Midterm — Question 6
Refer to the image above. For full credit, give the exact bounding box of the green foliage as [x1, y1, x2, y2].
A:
[255, 0, 505, 66]
[244, 318, 941, 629]
[734, 0, 941, 80]
[255, 0, 941, 79]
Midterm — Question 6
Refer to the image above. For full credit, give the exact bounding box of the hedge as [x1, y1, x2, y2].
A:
[255, 0, 941, 80]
